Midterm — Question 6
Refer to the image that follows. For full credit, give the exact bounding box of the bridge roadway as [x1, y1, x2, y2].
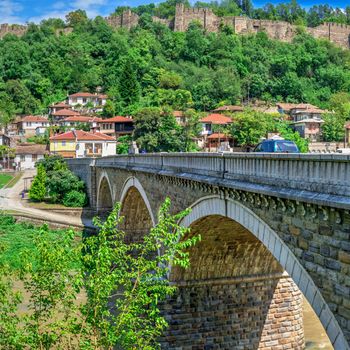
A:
[67, 153, 350, 350]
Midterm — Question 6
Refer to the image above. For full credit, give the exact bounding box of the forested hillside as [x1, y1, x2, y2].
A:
[0, 0, 350, 124]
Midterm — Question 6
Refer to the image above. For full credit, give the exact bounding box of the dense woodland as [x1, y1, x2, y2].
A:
[0, 0, 350, 148]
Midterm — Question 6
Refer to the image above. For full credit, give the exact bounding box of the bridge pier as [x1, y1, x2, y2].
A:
[161, 274, 304, 349]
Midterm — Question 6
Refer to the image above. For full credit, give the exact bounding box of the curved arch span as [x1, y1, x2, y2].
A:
[119, 176, 156, 226]
[96, 174, 113, 216]
[176, 196, 348, 350]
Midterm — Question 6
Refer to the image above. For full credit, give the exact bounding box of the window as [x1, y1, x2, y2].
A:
[32, 154, 37, 161]
[83, 98, 87, 103]
[27, 122, 32, 127]
[20, 155, 25, 162]
[62, 141, 66, 146]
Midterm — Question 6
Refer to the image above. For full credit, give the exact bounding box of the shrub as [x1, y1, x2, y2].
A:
[63, 190, 87, 207]
[29, 164, 47, 202]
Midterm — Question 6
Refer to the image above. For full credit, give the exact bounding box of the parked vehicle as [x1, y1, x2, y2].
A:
[254, 139, 300, 153]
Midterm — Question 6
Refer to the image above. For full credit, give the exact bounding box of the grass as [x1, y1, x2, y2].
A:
[5, 171, 24, 188]
[0, 213, 81, 271]
[0, 173, 13, 189]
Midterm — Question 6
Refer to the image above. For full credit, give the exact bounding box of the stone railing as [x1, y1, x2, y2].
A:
[68, 153, 350, 208]
[95, 153, 350, 196]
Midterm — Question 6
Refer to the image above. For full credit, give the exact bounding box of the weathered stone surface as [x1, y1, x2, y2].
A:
[66, 154, 350, 349]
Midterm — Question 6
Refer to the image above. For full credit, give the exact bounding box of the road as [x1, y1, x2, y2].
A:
[0, 170, 94, 230]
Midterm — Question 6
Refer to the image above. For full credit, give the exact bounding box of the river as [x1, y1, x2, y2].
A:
[304, 298, 333, 349]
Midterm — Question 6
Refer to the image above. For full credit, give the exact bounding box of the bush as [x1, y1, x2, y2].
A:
[46, 169, 85, 203]
[29, 164, 47, 202]
[63, 190, 87, 207]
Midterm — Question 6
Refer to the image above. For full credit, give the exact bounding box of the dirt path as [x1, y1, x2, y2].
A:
[0, 170, 94, 230]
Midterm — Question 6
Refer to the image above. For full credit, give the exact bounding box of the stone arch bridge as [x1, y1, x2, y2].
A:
[67, 153, 350, 349]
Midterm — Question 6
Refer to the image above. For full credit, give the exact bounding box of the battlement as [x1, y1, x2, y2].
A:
[1, 6, 349, 50]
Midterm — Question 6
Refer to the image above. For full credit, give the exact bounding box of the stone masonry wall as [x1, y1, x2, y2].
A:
[1, 5, 350, 49]
[160, 276, 304, 349]
[89, 165, 350, 346]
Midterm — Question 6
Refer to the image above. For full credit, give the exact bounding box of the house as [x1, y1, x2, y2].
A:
[277, 103, 326, 141]
[49, 102, 72, 115]
[68, 92, 108, 108]
[14, 144, 48, 170]
[212, 105, 243, 114]
[51, 109, 80, 123]
[204, 133, 233, 152]
[200, 114, 233, 136]
[292, 119, 325, 142]
[290, 104, 325, 122]
[19, 116, 49, 137]
[99, 116, 134, 139]
[50, 130, 116, 158]
[0, 133, 10, 146]
[173, 111, 188, 126]
[59, 116, 102, 130]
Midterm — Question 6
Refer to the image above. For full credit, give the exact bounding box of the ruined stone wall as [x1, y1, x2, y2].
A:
[105, 10, 139, 30]
[0, 23, 27, 38]
[1, 6, 350, 49]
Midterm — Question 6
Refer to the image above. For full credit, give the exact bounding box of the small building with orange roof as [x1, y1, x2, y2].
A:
[99, 116, 134, 138]
[50, 130, 116, 158]
[200, 113, 233, 136]
[51, 108, 81, 122]
[19, 115, 49, 137]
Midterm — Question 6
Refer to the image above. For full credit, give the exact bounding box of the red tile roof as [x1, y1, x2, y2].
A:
[15, 144, 48, 155]
[212, 105, 243, 113]
[69, 92, 108, 99]
[173, 111, 184, 117]
[200, 114, 232, 125]
[22, 115, 48, 122]
[207, 133, 232, 139]
[52, 109, 80, 116]
[102, 116, 133, 123]
[50, 130, 115, 141]
[63, 116, 103, 123]
[50, 102, 71, 108]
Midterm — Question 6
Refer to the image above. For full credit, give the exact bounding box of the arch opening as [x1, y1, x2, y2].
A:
[97, 177, 113, 218]
[119, 186, 153, 244]
[166, 214, 304, 349]
[162, 197, 342, 350]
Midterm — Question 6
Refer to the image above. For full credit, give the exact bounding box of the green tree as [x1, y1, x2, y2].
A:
[29, 164, 47, 202]
[322, 113, 346, 142]
[117, 135, 132, 154]
[118, 60, 141, 108]
[0, 199, 200, 348]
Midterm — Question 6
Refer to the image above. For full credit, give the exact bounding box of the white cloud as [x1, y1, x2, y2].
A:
[0, 0, 23, 23]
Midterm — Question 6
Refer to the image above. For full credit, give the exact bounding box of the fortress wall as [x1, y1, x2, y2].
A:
[0, 23, 27, 38]
[0, 6, 349, 50]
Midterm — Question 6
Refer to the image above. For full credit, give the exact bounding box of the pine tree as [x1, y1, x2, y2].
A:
[29, 164, 47, 202]
[118, 60, 141, 107]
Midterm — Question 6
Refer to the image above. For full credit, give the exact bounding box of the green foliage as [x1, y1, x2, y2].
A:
[230, 111, 309, 152]
[0, 198, 199, 348]
[33, 156, 87, 207]
[322, 113, 346, 142]
[46, 168, 86, 204]
[0, 5, 349, 118]
[0, 174, 13, 189]
[63, 190, 87, 207]
[29, 164, 47, 202]
[117, 135, 132, 154]
[134, 107, 189, 152]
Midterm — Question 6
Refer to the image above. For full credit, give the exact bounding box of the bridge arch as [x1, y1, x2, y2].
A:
[167, 196, 347, 350]
[119, 177, 155, 243]
[96, 174, 113, 217]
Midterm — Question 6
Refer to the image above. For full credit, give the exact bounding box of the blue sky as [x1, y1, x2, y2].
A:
[1, 0, 348, 24]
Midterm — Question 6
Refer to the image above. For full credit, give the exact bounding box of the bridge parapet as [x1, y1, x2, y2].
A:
[92, 153, 350, 209]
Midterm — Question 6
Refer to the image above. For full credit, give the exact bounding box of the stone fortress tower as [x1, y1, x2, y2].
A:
[1, 4, 350, 49]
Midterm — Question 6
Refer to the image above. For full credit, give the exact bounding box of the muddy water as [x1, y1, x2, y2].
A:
[304, 298, 333, 349]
